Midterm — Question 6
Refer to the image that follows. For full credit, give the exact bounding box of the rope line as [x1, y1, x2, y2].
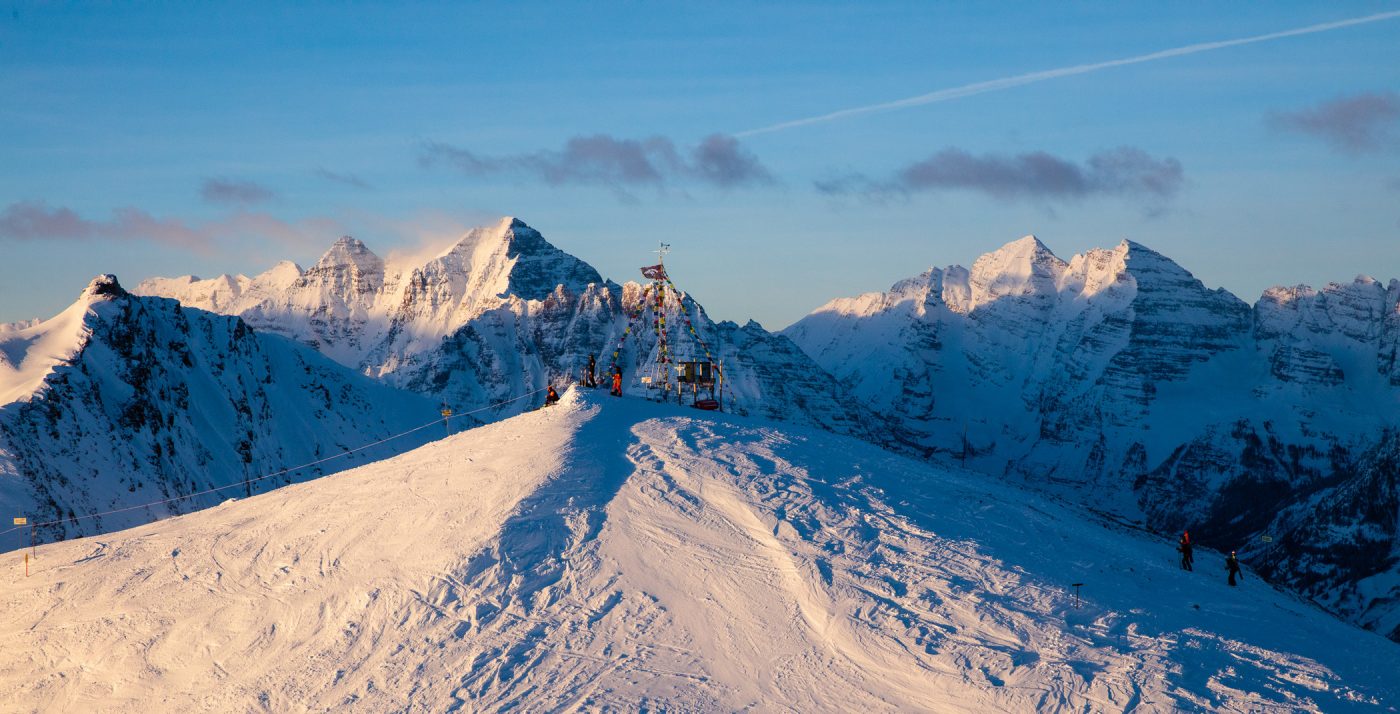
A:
[609, 284, 653, 377]
[661, 276, 725, 381]
[1, 387, 549, 540]
[609, 277, 725, 393]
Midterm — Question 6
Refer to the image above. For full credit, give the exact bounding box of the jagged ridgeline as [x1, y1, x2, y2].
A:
[0, 218, 880, 543]
[135, 217, 879, 436]
[784, 235, 1400, 642]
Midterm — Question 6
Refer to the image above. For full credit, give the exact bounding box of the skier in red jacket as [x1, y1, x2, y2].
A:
[1178, 531, 1194, 571]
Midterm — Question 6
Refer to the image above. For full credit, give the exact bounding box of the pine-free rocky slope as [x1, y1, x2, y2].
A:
[1, 390, 1395, 712]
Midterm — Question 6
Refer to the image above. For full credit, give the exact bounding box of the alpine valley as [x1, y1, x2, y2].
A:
[1, 216, 1396, 674]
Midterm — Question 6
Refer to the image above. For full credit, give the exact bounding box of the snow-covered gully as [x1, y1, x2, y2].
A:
[1, 389, 1396, 712]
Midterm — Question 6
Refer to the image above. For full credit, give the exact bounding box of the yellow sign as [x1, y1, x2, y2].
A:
[12, 517, 26, 526]
[441, 409, 453, 417]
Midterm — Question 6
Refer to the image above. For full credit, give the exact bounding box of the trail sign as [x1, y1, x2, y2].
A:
[12, 517, 25, 526]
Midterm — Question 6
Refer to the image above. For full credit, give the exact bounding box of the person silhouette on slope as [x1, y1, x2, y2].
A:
[545, 384, 560, 407]
[1226, 551, 1243, 587]
[1178, 530, 1194, 572]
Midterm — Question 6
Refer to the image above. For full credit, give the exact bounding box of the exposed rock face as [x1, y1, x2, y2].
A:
[1254, 430, 1400, 641]
[0, 276, 436, 541]
[783, 235, 1400, 642]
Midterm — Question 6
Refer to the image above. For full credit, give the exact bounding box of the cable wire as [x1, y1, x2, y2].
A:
[1, 387, 549, 541]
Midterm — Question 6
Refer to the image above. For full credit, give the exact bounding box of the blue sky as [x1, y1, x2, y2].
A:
[2, 2, 1398, 328]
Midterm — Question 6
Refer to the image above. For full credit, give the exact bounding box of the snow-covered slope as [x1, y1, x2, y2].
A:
[0, 276, 438, 541]
[0, 389, 1395, 712]
[783, 236, 1400, 642]
[136, 217, 879, 439]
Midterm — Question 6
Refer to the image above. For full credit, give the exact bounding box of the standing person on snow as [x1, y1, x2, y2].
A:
[545, 384, 560, 406]
[1226, 551, 1243, 586]
[585, 355, 597, 387]
[1178, 531, 1194, 571]
[611, 369, 623, 397]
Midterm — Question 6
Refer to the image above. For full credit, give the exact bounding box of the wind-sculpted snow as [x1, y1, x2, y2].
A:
[0, 391, 1394, 711]
[0, 275, 437, 542]
[784, 235, 1400, 643]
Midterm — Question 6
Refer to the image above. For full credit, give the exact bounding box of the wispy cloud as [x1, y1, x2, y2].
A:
[1268, 91, 1400, 154]
[315, 168, 373, 190]
[419, 133, 773, 191]
[818, 147, 1183, 208]
[739, 10, 1400, 137]
[0, 200, 341, 253]
[201, 177, 276, 205]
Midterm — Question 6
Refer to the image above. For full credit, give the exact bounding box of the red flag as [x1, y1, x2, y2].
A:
[640, 264, 668, 280]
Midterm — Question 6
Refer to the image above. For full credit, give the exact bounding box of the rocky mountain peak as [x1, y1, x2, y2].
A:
[968, 235, 1067, 310]
[82, 273, 127, 301]
[1113, 240, 1206, 285]
[497, 219, 604, 301]
[888, 268, 941, 298]
[257, 260, 303, 284]
[315, 236, 383, 273]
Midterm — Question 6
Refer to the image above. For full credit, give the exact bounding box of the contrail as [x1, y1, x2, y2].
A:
[736, 10, 1400, 138]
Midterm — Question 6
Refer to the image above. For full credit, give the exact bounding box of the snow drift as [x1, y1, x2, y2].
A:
[1, 389, 1395, 711]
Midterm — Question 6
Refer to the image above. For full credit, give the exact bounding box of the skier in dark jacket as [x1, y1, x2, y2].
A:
[1226, 551, 1243, 586]
[1178, 531, 1194, 571]
[545, 384, 560, 406]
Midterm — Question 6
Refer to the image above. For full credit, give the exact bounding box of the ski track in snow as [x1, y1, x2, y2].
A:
[0, 389, 1396, 712]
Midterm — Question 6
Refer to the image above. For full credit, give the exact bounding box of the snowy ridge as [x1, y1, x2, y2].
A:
[0, 390, 1394, 711]
[0, 276, 438, 541]
[0, 276, 109, 405]
[783, 235, 1400, 642]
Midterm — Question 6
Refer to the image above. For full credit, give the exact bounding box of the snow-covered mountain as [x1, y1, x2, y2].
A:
[137, 217, 880, 439]
[2, 389, 1395, 711]
[0, 275, 437, 543]
[783, 236, 1400, 642]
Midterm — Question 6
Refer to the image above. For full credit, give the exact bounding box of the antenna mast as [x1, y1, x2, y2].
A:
[652, 242, 673, 397]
